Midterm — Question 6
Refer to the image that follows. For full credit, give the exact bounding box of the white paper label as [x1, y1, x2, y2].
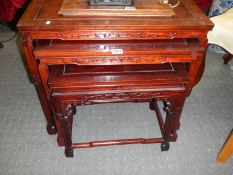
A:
[161, 0, 169, 4]
[111, 49, 123, 54]
[45, 21, 51, 25]
[124, 7, 136, 10]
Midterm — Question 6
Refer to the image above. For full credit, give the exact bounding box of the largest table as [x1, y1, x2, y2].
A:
[18, 0, 213, 157]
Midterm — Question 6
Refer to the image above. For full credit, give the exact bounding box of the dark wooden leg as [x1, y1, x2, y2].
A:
[169, 96, 186, 142]
[223, 53, 233, 64]
[56, 119, 65, 147]
[161, 141, 170, 151]
[161, 96, 186, 150]
[150, 99, 165, 136]
[35, 84, 57, 135]
[161, 100, 173, 151]
[149, 97, 185, 151]
[60, 115, 74, 157]
[56, 105, 75, 147]
[22, 36, 56, 135]
[53, 101, 74, 157]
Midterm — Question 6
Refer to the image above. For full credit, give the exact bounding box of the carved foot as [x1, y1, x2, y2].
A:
[46, 123, 57, 135]
[65, 148, 74, 158]
[161, 142, 170, 151]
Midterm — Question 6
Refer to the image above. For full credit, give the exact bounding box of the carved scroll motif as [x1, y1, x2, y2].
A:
[57, 31, 178, 40]
[72, 56, 169, 65]
[72, 91, 162, 105]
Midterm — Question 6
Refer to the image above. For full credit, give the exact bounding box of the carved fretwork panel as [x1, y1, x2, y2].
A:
[53, 90, 187, 106]
[25, 31, 207, 41]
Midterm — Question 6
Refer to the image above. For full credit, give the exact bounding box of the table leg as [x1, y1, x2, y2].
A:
[161, 95, 186, 150]
[169, 96, 186, 142]
[53, 101, 74, 157]
[35, 84, 57, 135]
[60, 115, 74, 157]
[55, 106, 75, 147]
[23, 36, 56, 135]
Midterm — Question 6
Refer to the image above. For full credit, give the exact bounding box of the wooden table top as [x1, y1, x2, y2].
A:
[17, 0, 213, 31]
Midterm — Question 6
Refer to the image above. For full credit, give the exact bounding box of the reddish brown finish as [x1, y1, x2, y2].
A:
[72, 138, 165, 149]
[51, 90, 187, 157]
[18, 0, 213, 157]
[59, 0, 175, 17]
[17, 0, 213, 31]
[23, 36, 56, 135]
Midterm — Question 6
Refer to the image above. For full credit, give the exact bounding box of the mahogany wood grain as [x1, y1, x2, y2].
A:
[72, 138, 165, 148]
[34, 39, 204, 58]
[23, 36, 56, 135]
[17, 0, 214, 157]
[58, 0, 175, 17]
[17, 0, 213, 31]
[52, 91, 187, 157]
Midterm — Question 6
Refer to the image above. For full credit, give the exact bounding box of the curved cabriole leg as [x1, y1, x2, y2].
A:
[53, 101, 74, 158]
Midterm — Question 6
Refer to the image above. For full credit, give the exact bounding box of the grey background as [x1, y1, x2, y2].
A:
[0, 24, 233, 175]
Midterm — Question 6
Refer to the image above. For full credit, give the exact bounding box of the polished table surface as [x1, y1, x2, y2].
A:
[18, 0, 213, 31]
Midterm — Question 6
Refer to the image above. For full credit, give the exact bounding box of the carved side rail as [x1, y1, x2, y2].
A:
[24, 30, 207, 41]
